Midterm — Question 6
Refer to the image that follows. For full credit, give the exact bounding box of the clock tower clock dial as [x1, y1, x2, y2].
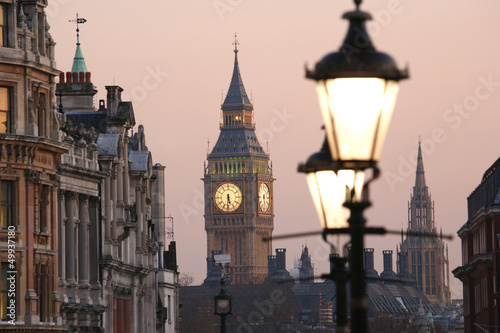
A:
[214, 183, 242, 212]
[203, 38, 274, 285]
[259, 183, 270, 213]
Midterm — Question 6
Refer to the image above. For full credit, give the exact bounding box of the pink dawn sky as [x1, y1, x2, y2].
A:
[47, 0, 500, 298]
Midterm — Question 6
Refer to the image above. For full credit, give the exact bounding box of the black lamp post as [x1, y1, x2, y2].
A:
[302, 0, 408, 332]
[214, 278, 232, 333]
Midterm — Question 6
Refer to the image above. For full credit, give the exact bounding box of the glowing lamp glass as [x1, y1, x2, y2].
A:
[306, 169, 365, 229]
[316, 78, 399, 162]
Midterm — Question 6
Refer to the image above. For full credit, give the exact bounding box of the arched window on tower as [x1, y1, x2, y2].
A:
[431, 251, 436, 295]
[425, 252, 430, 294]
[417, 251, 423, 291]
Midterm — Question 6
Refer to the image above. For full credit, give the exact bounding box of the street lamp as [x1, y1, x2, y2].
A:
[303, 0, 408, 332]
[214, 278, 232, 333]
[306, 0, 408, 168]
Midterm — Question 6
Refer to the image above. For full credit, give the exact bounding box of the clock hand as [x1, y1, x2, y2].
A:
[227, 193, 231, 204]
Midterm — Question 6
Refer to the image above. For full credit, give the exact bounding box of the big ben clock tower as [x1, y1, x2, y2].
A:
[203, 37, 274, 284]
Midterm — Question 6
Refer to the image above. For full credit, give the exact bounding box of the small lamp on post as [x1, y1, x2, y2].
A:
[303, 0, 408, 332]
[214, 278, 232, 333]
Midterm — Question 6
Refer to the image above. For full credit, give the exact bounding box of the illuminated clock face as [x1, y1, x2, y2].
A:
[215, 183, 242, 212]
[259, 183, 270, 213]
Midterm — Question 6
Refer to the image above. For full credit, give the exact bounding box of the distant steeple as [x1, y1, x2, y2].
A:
[221, 34, 253, 112]
[70, 14, 88, 73]
[414, 138, 426, 189]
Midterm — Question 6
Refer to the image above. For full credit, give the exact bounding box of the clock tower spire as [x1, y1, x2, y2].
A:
[203, 39, 274, 285]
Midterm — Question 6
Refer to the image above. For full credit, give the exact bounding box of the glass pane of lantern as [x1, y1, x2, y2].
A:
[217, 299, 229, 310]
[306, 171, 349, 229]
[371, 80, 399, 160]
[316, 78, 399, 161]
[337, 169, 365, 203]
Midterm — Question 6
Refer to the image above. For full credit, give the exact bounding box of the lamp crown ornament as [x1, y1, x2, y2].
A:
[305, 0, 409, 163]
[306, 0, 408, 81]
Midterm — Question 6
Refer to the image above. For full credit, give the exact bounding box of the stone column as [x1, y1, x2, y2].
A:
[57, 189, 66, 283]
[123, 136, 130, 206]
[111, 165, 118, 243]
[104, 172, 111, 243]
[78, 194, 91, 306]
[116, 160, 124, 222]
[51, 186, 62, 324]
[135, 184, 143, 253]
[89, 197, 100, 285]
[65, 191, 78, 302]
[25, 176, 39, 324]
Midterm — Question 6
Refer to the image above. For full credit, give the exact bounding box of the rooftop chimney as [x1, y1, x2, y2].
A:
[268, 255, 276, 277]
[276, 248, 286, 271]
[105, 85, 123, 118]
[364, 248, 378, 277]
[380, 250, 397, 279]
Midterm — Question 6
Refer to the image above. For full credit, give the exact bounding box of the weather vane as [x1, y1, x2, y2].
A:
[69, 13, 87, 44]
[232, 33, 239, 52]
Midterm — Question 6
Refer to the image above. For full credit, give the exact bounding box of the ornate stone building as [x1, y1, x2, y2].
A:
[56, 30, 179, 333]
[399, 141, 451, 307]
[203, 39, 274, 285]
[0, 0, 66, 330]
[0, 2, 179, 332]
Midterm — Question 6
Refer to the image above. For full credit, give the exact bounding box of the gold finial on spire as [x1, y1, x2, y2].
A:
[232, 33, 239, 52]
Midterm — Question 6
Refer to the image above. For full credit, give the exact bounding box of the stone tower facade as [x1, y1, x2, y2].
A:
[203, 39, 274, 285]
[399, 141, 451, 307]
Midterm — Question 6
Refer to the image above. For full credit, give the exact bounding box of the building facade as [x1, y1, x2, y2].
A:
[0, 0, 66, 330]
[400, 141, 451, 307]
[203, 39, 273, 285]
[453, 157, 500, 333]
[0, 2, 179, 332]
[56, 36, 179, 332]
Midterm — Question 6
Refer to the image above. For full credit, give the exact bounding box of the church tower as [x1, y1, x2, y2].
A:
[399, 140, 451, 306]
[203, 38, 274, 285]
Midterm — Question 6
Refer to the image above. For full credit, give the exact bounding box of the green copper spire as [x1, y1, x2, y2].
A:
[70, 14, 88, 73]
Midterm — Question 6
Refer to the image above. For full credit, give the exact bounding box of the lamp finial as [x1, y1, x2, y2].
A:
[354, 0, 362, 10]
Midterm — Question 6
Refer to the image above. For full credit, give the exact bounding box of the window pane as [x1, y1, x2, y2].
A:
[0, 4, 4, 47]
[1, 182, 12, 228]
[1, 263, 7, 320]
[0, 112, 7, 133]
[0, 88, 7, 111]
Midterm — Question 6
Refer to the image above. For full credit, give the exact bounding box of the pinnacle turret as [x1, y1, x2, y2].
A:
[70, 14, 88, 74]
[414, 139, 427, 190]
[221, 34, 253, 112]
